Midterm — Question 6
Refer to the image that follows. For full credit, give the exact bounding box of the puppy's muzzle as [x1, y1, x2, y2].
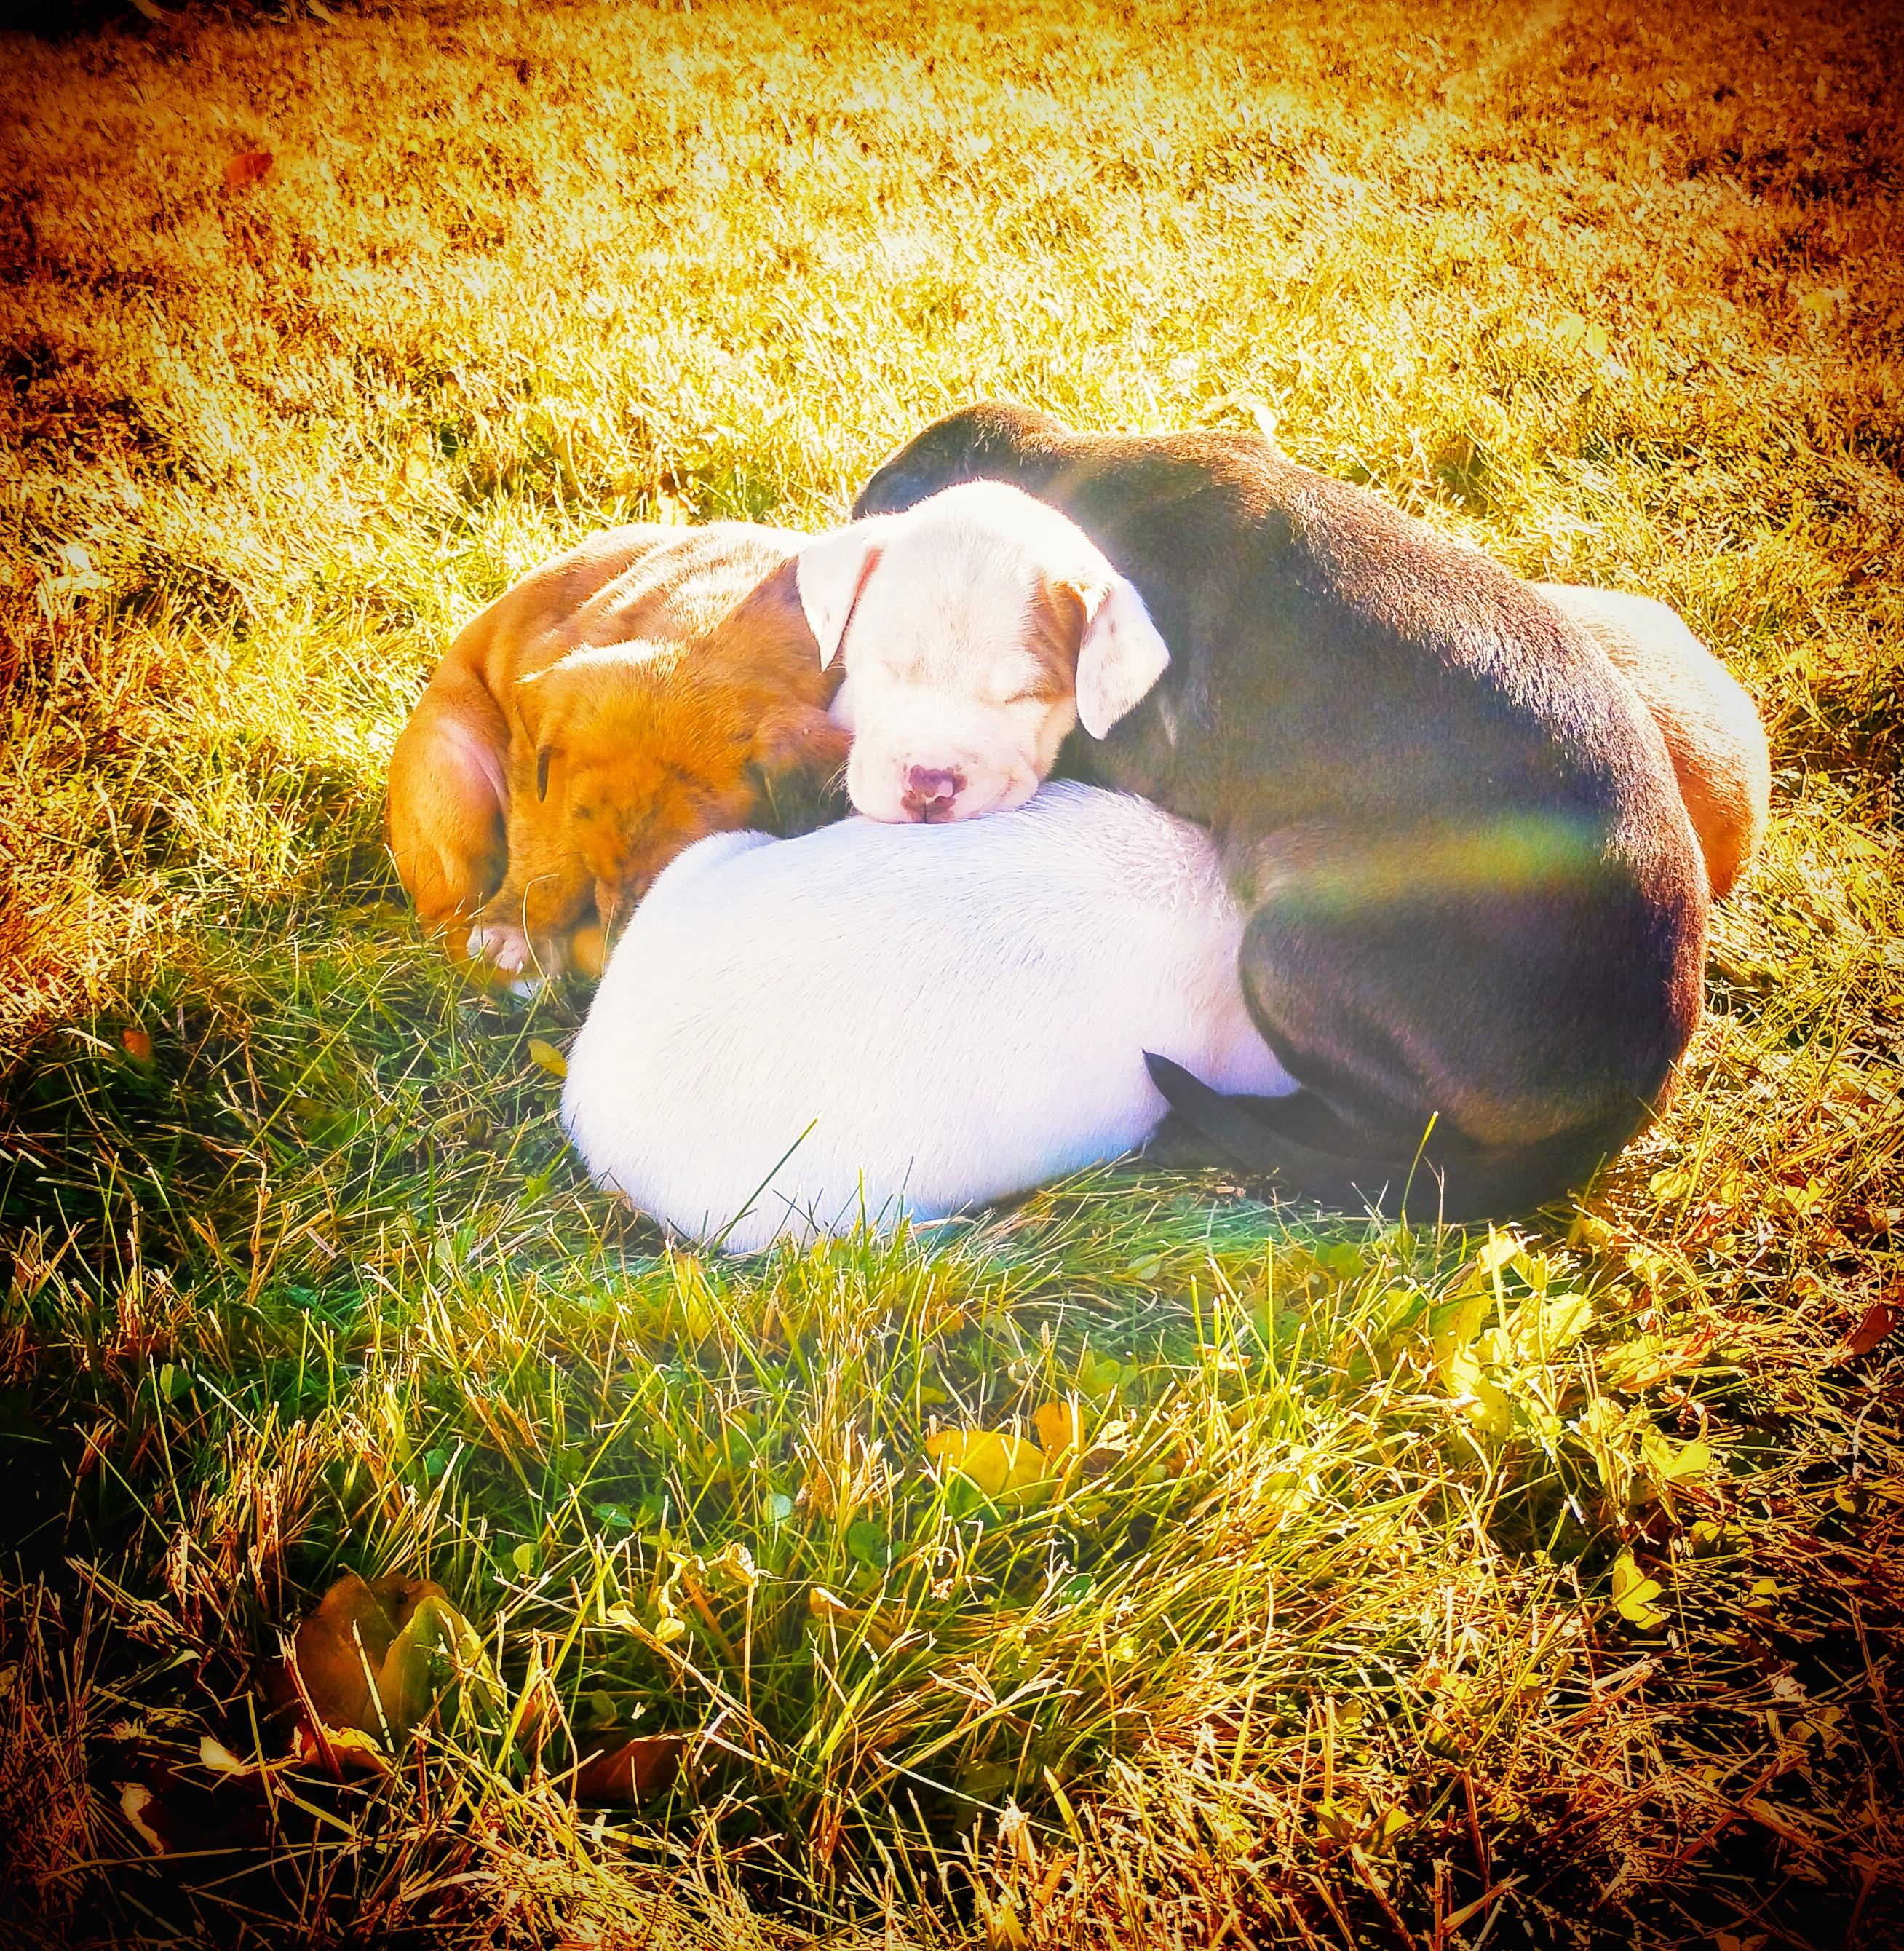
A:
[901, 764, 964, 823]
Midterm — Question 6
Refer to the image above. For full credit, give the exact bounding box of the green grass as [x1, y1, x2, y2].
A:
[2, 0, 1902, 1944]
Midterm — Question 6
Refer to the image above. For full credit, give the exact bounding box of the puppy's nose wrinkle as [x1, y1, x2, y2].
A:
[901, 765, 964, 820]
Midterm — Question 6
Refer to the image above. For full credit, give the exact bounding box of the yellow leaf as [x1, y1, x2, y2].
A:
[927, 1428, 1047, 1498]
[1469, 1227, 1526, 1283]
[1640, 1428, 1715, 1484]
[1552, 311, 1587, 352]
[1031, 1399, 1084, 1463]
[1432, 1291, 1491, 1370]
[807, 1585, 858, 1624]
[291, 1719, 391, 1774]
[1371, 1805, 1411, 1851]
[1611, 1549, 1668, 1629]
[527, 1037, 567, 1079]
[1511, 1290, 1593, 1361]
[120, 1781, 164, 1851]
[1584, 322, 1609, 359]
[198, 1735, 251, 1777]
[1445, 1345, 1516, 1439]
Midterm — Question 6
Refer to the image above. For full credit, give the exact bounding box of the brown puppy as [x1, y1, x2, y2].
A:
[387, 524, 846, 982]
[854, 403, 1771, 1219]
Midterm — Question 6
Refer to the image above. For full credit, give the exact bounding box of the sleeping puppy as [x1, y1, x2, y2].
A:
[559, 783, 1295, 1252]
[795, 479, 1171, 825]
[848, 403, 1773, 1220]
[387, 523, 849, 982]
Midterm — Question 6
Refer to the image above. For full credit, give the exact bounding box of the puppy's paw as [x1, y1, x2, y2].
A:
[467, 919, 525, 973]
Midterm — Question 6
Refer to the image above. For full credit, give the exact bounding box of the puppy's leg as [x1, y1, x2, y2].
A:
[387, 678, 510, 957]
[467, 802, 595, 986]
[1202, 820, 1703, 1217]
[1536, 585, 1771, 899]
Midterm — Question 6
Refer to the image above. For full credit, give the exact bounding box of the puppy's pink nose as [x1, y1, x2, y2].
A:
[901, 765, 964, 822]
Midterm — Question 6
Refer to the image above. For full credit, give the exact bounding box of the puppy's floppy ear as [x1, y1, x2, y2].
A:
[1073, 574, 1170, 739]
[513, 668, 563, 802]
[796, 521, 888, 669]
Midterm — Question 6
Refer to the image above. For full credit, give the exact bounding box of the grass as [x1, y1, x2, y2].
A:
[1, 0, 1901, 1943]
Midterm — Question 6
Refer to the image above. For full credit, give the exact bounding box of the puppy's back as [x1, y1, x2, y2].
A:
[561, 783, 1293, 1251]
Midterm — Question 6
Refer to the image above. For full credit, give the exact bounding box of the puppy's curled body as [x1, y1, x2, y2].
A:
[560, 783, 1296, 1251]
[387, 523, 846, 981]
[852, 403, 1760, 1219]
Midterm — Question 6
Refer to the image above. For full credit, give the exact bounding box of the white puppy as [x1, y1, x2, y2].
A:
[560, 783, 1296, 1252]
[796, 482, 1173, 826]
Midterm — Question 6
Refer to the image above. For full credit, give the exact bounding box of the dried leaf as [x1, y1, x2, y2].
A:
[1833, 1299, 1898, 1361]
[120, 1781, 164, 1851]
[289, 1718, 389, 1774]
[1847, 1207, 1900, 1246]
[198, 1734, 251, 1777]
[223, 151, 274, 191]
[572, 1733, 685, 1803]
[1640, 1428, 1716, 1485]
[269, 1570, 494, 1752]
[122, 1026, 154, 1061]
[1031, 1399, 1084, 1463]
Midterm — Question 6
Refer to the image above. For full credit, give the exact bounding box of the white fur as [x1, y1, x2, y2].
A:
[797, 483, 1171, 825]
[560, 783, 1295, 1252]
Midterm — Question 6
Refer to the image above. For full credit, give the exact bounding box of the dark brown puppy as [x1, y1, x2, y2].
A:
[854, 402, 1711, 1219]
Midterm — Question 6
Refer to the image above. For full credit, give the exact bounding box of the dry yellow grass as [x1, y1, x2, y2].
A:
[1, 1, 1901, 1947]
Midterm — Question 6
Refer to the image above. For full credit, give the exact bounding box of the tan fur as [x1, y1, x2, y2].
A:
[387, 524, 846, 980]
[1534, 585, 1772, 900]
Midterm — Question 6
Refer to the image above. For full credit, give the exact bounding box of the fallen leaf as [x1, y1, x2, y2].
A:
[527, 1037, 568, 1079]
[1600, 1328, 1718, 1393]
[572, 1733, 685, 1803]
[267, 1570, 496, 1754]
[120, 1781, 164, 1851]
[1031, 1399, 1084, 1463]
[223, 151, 274, 191]
[1846, 1207, 1900, 1246]
[198, 1735, 251, 1777]
[288, 1718, 389, 1775]
[122, 1026, 154, 1061]
[1833, 1299, 1898, 1361]
[1610, 1549, 1668, 1630]
[926, 1427, 1047, 1499]
[1640, 1428, 1715, 1486]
